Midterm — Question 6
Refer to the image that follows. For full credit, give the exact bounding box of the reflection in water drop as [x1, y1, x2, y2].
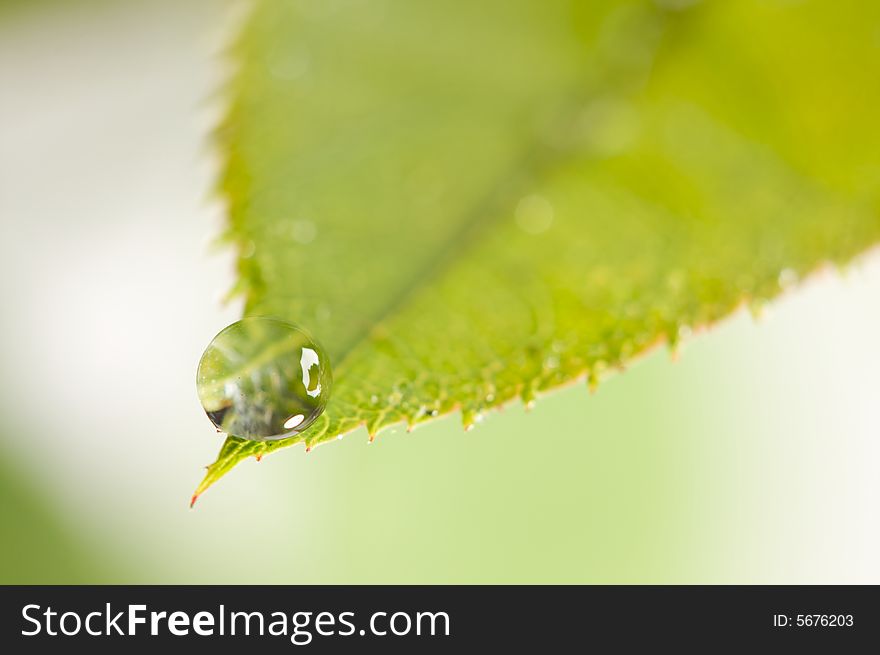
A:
[300, 347, 322, 397]
[197, 317, 332, 441]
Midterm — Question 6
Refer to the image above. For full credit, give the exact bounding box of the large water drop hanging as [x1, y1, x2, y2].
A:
[196, 317, 332, 441]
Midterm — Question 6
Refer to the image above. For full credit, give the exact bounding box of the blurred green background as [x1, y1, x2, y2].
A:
[1, 0, 878, 584]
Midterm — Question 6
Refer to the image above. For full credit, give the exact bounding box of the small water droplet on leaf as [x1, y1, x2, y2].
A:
[778, 268, 799, 290]
[515, 194, 554, 235]
[290, 219, 318, 244]
[196, 317, 332, 441]
[240, 240, 256, 258]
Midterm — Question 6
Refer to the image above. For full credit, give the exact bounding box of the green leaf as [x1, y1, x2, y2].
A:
[193, 0, 880, 502]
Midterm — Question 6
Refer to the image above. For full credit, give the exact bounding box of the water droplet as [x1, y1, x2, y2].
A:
[197, 317, 332, 441]
[778, 268, 799, 290]
[587, 371, 599, 394]
[515, 194, 554, 235]
[666, 269, 685, 291]
[577, 97, 639, 157]
[748, 298, 767, 320]
[290, 219, 318, 244]
[240, 240, 256, 258]
[587, 360, 607, 394]
[266, 45, 311, 81]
